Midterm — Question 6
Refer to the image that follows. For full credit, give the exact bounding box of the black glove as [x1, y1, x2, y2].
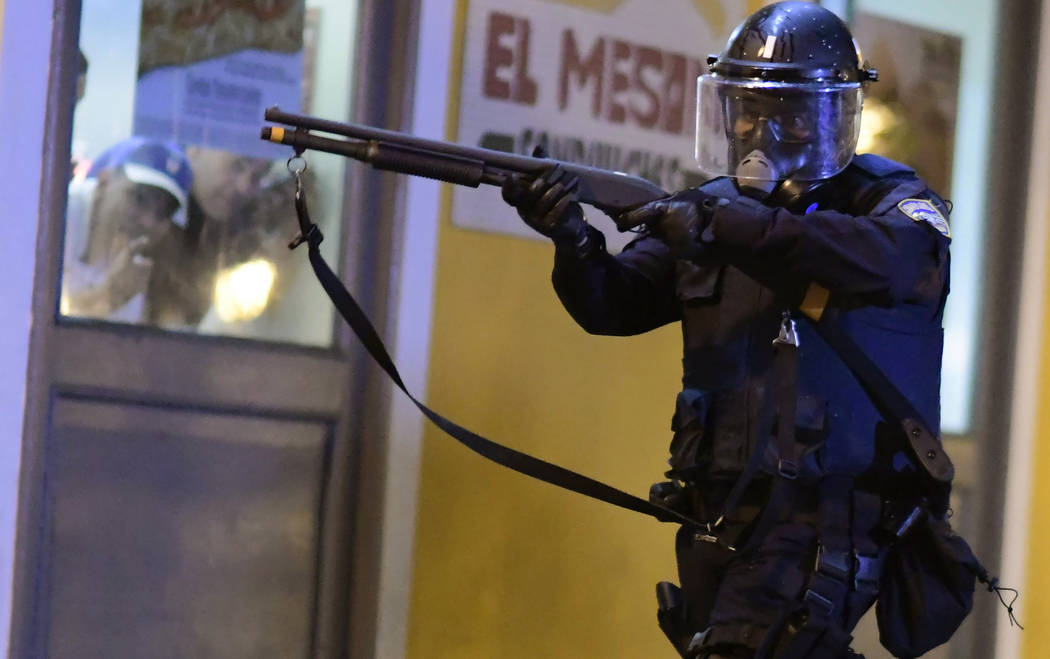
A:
[501, 164, 588, 246]
[616, 193, 727, 260]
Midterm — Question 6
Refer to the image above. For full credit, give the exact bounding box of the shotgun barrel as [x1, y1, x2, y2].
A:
[261, 106, 668, 230]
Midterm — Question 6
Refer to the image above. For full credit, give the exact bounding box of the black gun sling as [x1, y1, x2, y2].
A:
[288, 185, 955, 534]
[288, 187, 709, 533]
[801, 307, 954, 486]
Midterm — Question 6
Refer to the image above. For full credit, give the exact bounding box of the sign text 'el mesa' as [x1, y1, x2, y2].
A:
[482, 11, 705, 136]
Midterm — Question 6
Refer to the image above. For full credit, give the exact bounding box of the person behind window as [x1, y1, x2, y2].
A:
[146, 146, 273, 330]
[61, 137, 193, 323]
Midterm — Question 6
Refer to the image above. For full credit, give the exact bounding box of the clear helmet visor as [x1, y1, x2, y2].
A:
[695, 75, 863, 184]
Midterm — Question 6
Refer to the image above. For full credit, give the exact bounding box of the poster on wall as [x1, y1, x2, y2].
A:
[851, 12, 961, 197]
[133, 0, 306, 158]
[452, 0, 764, 246]
[850, 10, 968, 435]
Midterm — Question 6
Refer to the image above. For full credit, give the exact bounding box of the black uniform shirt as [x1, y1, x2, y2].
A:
[550, 155, 951, 484]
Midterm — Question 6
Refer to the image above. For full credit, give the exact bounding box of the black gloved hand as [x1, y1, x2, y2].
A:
[616, 193, 727, 261]
[501, 163, 588, 245]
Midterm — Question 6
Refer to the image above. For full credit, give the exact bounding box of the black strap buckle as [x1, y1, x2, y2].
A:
[288, 178, 324, 250]
[289, 223, 323, 250]
[893, 505, 926, 539]
[778, 458, 799, 480]
[803, 588, 835, 617]
[854, 554, 881, 593]
[773, 311, 800, 347]
[686, 628, 709, 654]
[692, 517, 736, 552]
[814, 544, 851, 582]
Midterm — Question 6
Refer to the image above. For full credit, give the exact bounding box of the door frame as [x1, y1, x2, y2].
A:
[0, 0, 62, 654]
[5, 1, 426, 657]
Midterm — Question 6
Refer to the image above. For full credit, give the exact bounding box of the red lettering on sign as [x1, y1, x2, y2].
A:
[514, 19, 538, 104]
[484, 12, 515, 100]
[483, 12, 538, 105]
[632, 46, 662, 129]
[560, 30, 605, 117]
[607, 40, 631, 124]
[661, 53, 686, 134]
[558, 29, 702, 136]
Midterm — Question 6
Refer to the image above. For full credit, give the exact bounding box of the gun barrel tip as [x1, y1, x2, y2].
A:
[260, 126, 286, 143]
[264, 105, 280, 120]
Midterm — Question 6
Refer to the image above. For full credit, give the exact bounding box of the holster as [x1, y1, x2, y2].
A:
[656, 581, 700, 658]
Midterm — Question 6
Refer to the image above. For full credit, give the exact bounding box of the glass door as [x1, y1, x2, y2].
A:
[7, 1, 395, 657]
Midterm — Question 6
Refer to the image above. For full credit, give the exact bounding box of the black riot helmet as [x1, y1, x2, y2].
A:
[695, 1, 878, 199]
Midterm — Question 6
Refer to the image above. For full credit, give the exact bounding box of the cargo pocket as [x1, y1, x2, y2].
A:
[667, 388, 710, 477]
[793, 394, 828, 447]
[675, 261, 722, 303]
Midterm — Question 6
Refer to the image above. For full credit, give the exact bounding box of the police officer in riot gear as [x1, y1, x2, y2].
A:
[502, 2, 956, 657]
[693, 1, 875, 205]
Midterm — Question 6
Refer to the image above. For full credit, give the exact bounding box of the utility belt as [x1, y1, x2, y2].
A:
[649, 311, 976, 658]
[649, 473, 927, 551]
[654, 474, 888, 659]
[657, 476, 1017, 659]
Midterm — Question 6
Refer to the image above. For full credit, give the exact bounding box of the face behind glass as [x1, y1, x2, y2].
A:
[187, 147, 272, 221]
[92, 169, 179, 259]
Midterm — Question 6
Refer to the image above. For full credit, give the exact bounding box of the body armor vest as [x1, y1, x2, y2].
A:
[669, 155, 948, 485]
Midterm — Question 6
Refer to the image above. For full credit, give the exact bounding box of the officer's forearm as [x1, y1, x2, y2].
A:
[707, 202, 942, 307]
[552, 232, 679, 335]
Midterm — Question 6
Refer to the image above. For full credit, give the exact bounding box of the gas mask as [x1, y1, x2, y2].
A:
[694, 2, 877, 201]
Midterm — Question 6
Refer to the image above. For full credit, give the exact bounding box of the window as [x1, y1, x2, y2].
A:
[62, 0, 358, 347]
[851, 0, 996, 434]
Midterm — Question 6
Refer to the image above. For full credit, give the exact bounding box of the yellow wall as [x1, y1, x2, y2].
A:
[404, 1, 776, 656]
[406, 221, 683, 658]
[406, 7, 684, 654]
[1023, 217, 1050, 657]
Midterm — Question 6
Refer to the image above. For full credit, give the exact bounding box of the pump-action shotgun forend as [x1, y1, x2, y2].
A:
[260, 106, 668, 232]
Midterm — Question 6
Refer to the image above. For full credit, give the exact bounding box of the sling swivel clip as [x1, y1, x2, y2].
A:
[773, 311, 800, 348]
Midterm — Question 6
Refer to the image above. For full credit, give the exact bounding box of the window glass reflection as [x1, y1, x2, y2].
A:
[852, 3, 981, 434]
[62, 0, 351, 347]
[61, 138, 193, 323]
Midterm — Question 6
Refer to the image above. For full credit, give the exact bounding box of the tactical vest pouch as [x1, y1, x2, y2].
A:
[668, 389, 710, 476]
[875, 514, 979, 657]
[674, 260, 722, 303]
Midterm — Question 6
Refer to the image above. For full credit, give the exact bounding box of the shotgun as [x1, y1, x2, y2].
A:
[260, 106, 667, 231]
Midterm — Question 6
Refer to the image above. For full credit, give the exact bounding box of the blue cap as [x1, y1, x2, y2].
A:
[87, 137, 194, 227]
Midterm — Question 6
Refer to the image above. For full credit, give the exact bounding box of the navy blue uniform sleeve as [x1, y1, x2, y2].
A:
[551, 225, 680, 335]
[706, 178, 950, 308]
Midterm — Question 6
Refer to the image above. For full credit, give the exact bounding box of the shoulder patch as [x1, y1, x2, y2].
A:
[898, 198, 951, 238]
